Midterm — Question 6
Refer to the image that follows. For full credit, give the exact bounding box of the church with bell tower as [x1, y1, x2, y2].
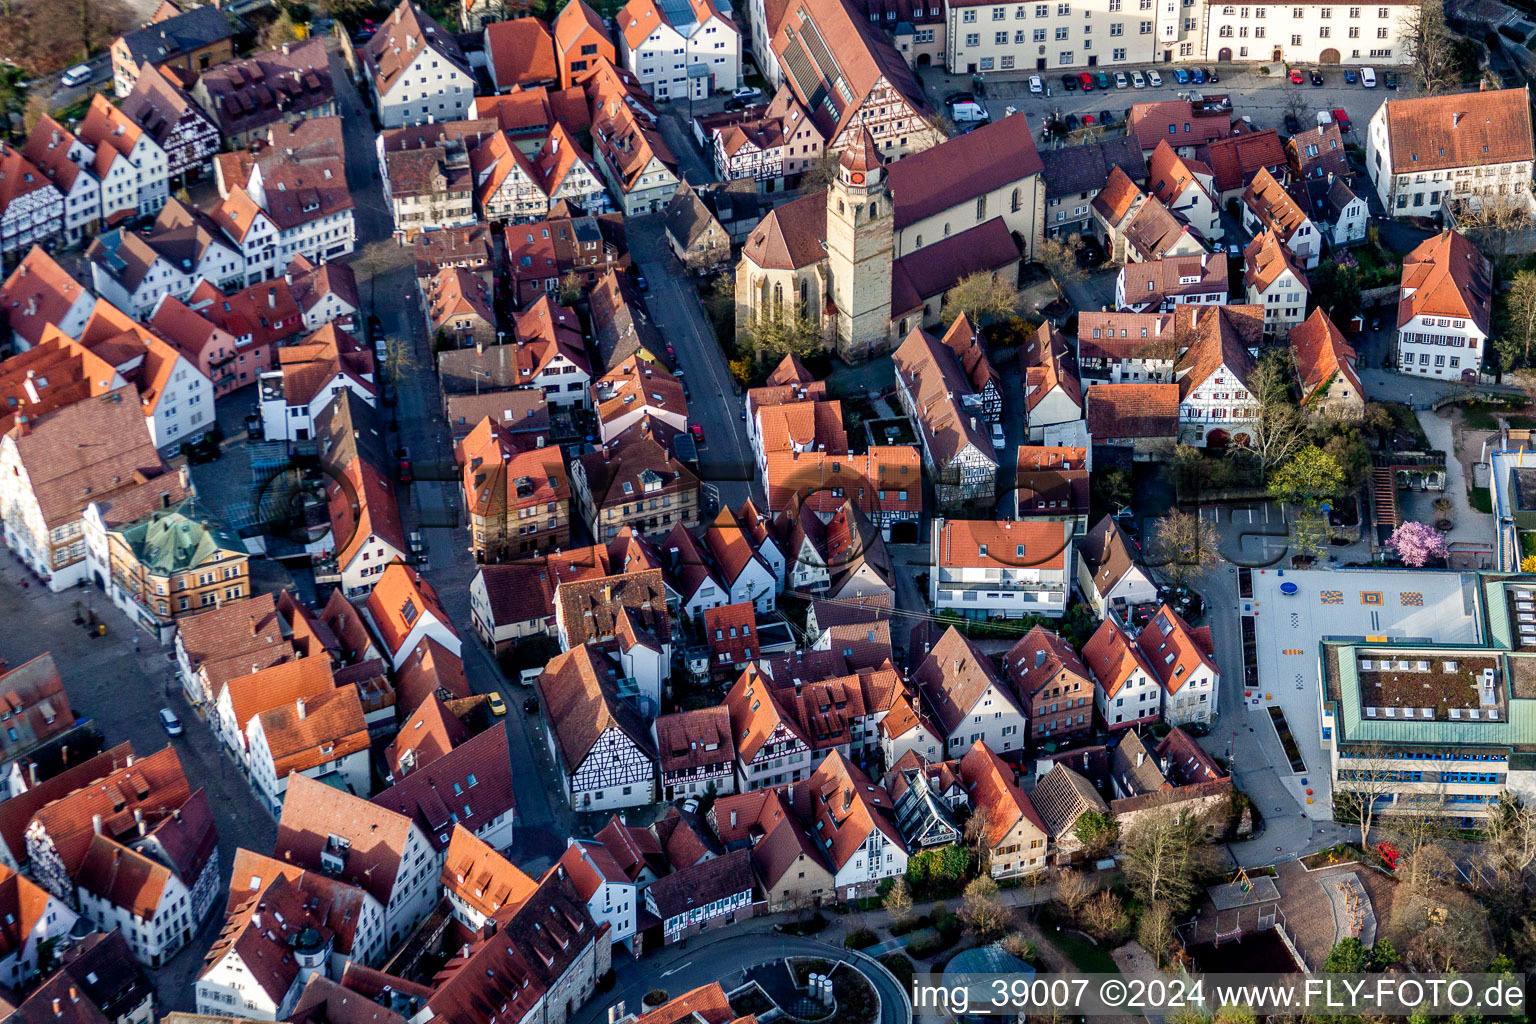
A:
[734, 118, 1041, 365]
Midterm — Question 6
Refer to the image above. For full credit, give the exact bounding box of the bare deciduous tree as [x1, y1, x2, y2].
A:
[1148, 508, 1222, 587]
[1036, 233, 1087, 290]
[943, 272, 1020, 328]
[959, 875, 1011, 939]
[1334, 742, 1398, 849]
[1054, 869, 1097, 923]
[1080, 889, 1129, 943]
[1119, 807, 1219, 909]
[1404, 0, 1461, 95]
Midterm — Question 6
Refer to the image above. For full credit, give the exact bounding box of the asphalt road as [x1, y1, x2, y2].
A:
[574, 932, 911, 1024]
[323, 42, 570, 869]
[626, 217, 756, 510]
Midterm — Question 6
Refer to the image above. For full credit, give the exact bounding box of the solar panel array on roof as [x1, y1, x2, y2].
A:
[657, 0, 700, 35]
[781, 35, 828, 116]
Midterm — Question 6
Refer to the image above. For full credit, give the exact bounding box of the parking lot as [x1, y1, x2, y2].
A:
[924, 59, 1415, 148]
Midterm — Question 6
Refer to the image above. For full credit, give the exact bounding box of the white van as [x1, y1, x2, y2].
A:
[951, 101, 989, 123]
[61, 64, 91, 88]
[1361, 66, 1377, 87]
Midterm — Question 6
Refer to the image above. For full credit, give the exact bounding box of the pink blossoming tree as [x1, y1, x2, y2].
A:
[1387, 521, 1449, 568]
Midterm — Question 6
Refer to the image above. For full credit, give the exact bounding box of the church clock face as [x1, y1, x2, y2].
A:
[850, 172, 865, 184]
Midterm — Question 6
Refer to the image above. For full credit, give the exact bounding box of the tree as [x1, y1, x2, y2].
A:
[742, 303, 823, 364]
[1498, 271, 1536, 374]
[1073, 810, 1119, 859]
[959, 876, 1010, 939]
[1268, 445, 1348, 509]
[1090, 467, 1132, 518]
[1054, 869, 1097, 922]
[1310, 261, 1363, 325]
[1387, 521, 1449, 567]
[381, 337, 416, 389]
[1282, 81, 1307, 128]
[797, 151, 841, 193]
[1001, 932, 1036, 962]
[1137, 901, 1177, 968]
[963, 805, 994, 865]
[1035, 234, 1087, 290]
[1148, 508, 1222, 587]
[1324, 936, 1371, 973]
[1118, 808, 1219, 910]
[1246, 348, 1309, 476]
[261, 9, 307, 47]
[1334, 742, 1397, 848]
[1080, 889, 1129, 943]
[1456, 194, 1533, 272]
[1484, 795, 1536, 875]
[942, 271, 1019, 328]
[1404, 0, 1461, 95]
[557, 270, 583, 306]
[883, 876, 914, 925]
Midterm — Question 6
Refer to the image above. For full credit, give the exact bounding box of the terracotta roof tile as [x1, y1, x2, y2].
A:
[274, 773, 418, 907]
[536, 645, 657, 773]
[958, 740, 1046, 847]
[373, 724, 514, 850]
[1201, 129, 1286, 193]
[888, 118, 1042, 229]
[222, 656, 335, 737]
[1397, 228, 1492, 335]
[485, 18, 558, 89]
[912, 626, 1010, 735]
[1380, 86, 1534, 174]
[441, 824, 538, 920]
[1289, 307, 1362, 407]
[1085, 382, 1178, 439]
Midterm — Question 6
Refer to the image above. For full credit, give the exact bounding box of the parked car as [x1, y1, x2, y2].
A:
[1311, 70, 1324, 86]
[1114, 71, 1129, 88]
[665, 343, 675, 357]
[523, 696, 540, 714]
[1284, 112, 1301, 133]
[724, 97, 752, 111]
[1332, 108, 1352, 131]
[1190, 67, 1206, 83]
[1206, 68, 1218, 82]
[245, 412, 264, 440]
[1172, 68, 1190, 84]
[1080, 114, 1096, 126]
[1131, 70, 1146, 88]
[1289, 68, 1305, 84]
[990, 422, 1006, 451]
[1078, 71, 1095, 90]
[61, 64, 92, 88]
[944, 91, 975, 105]
[487, 692, 507, 716]
[159, 708, 183, 736]
[1094, 71, 1111, 90]
[1384, 70, 1397, 89]
[398, 459, 413, 483]
[1361, 66, 1377, 87]
[1343, 67, 1358, 84]
[690, 424, 706, 445]
[1316, 109, 1334, 126]
[1028, 74, 1043, 94]
[732, 86, 762, 100]
[1061, 73, 1077, 91]
[1099, 109, 1114, 125]
[1147, 70, 1162, 86]
[1064, 113, 1080, 131]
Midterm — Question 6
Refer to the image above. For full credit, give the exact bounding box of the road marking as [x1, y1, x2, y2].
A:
[660, 962, 692, 977]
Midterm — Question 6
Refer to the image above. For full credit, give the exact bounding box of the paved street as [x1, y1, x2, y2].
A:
[0, 552, 275, 1010]
[626, 217, 756, 509]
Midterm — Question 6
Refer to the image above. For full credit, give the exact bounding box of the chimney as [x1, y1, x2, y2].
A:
[92, 813, 102, 835]
[250, 613, 258, 636]
[730, 809, 737, 827]
[51, 1000, 60, 1017]
[15, 413, 28, 437]
[268, 288, 276, 309]
[282, 42, 291, 55]
[297, 698, 307, 720]
[1136, 748, 1145, 768]
[21, 371, 37, 406]
[1453, 111, 1462, 127]
[134, 808, 145, 836]
[160, 491, 171, 509]
[178, 463, 192, 494]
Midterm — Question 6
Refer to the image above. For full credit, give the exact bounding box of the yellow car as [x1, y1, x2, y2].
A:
[487, 692, 508, 716]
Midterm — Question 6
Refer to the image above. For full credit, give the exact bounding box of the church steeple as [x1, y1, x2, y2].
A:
[825, 128, 892, 362]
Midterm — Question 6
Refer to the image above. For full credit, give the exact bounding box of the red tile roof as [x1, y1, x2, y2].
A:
[275, 773, 419, 907]
[1201, 129, 1286, 194]
[1289, 307, 1362, 408]
[1379, 86, 1534, 174]
[372, 723, 514, 850]
[1135, 603, 1216, 695]
[1397, 228, 1492, 335]
[1085, 382, 1179, 439]
[441, 823, 538, 920]
[363, 561, 457, 658]
[485, 18, 558, 89]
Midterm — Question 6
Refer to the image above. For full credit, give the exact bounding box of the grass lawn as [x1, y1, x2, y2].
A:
[1521, 532, 1536, 561]
[1457, 401, 1534, 431]
[1471, 487, 1493, 514]
[1042, 928, 1118, 973]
